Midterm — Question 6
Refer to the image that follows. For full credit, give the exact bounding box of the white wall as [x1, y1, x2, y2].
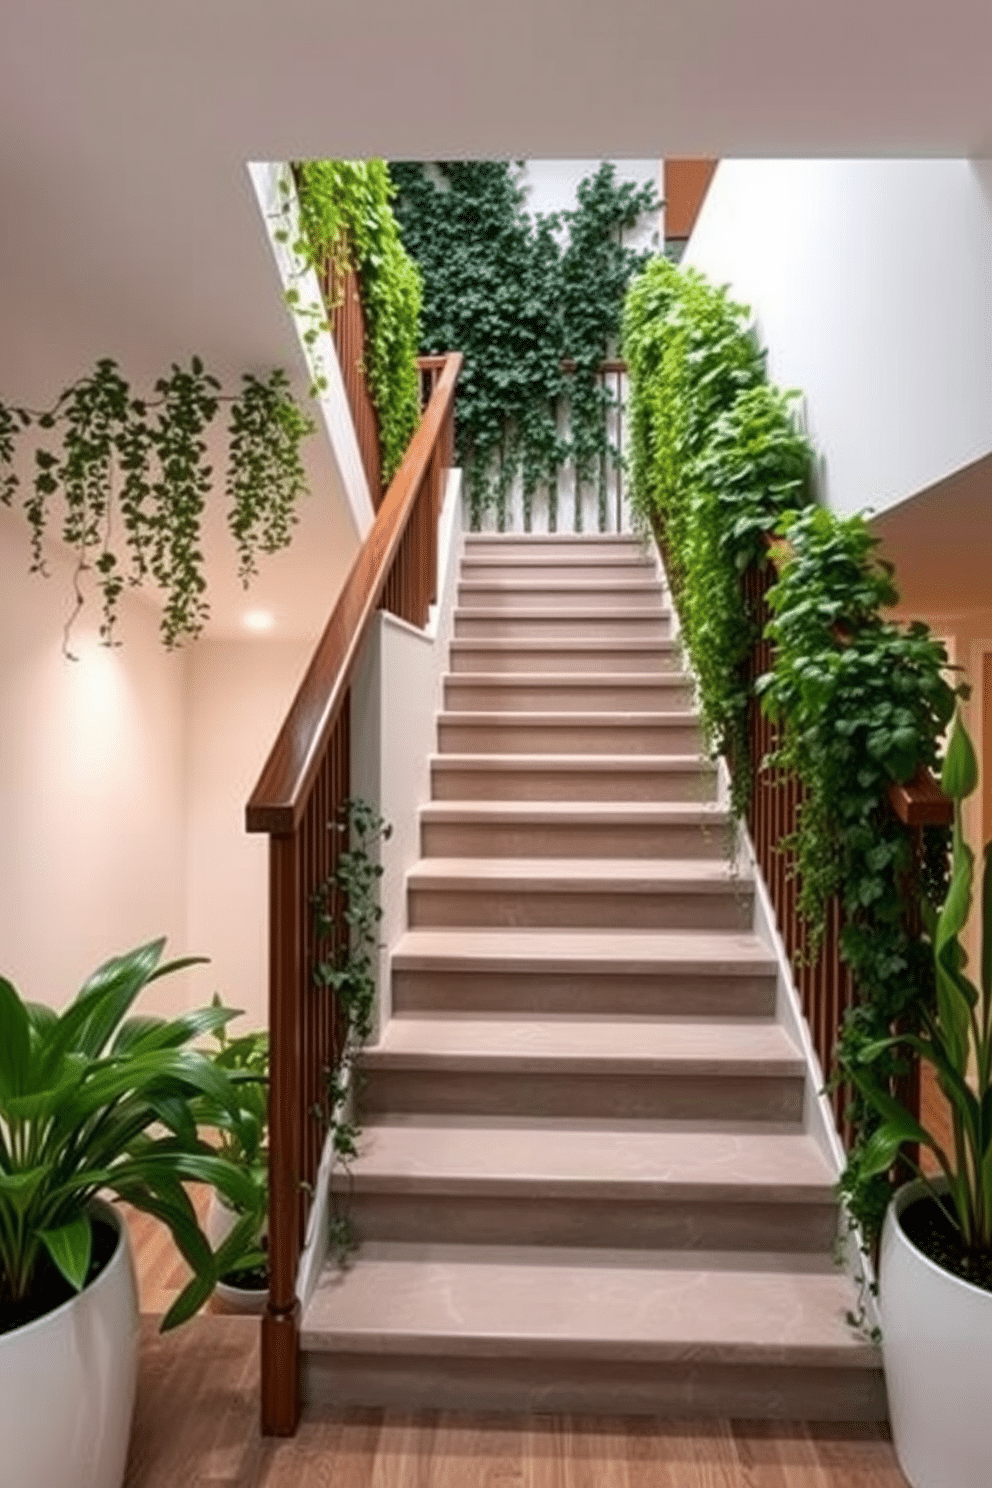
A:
[0, 507, 189, 1015]
[183, 635, 314, 1029]
[523, 159, 661, 254]
[684, 159, 992, 517]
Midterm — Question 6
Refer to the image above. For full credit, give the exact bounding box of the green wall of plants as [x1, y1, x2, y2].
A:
[623, 255, 961, 1242]
[389, 161, 657, 529]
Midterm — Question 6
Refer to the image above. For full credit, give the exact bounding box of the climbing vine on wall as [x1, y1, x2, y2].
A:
[389, 160, 658, 528]
[623, 253, 960, 1244]
[281, 160, 423, 485]
[0, 358, 312, 652]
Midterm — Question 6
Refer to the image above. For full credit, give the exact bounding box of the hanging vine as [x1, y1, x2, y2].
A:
[0, 359, 312, 652]
[274, 160, 423, 486]
[389, 160, 658, 527]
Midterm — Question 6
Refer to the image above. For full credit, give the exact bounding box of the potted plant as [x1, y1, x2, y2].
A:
[854, 710, 992, 1488]
[198, 1006, 269, 1313]
[0, 938, 265, 1488]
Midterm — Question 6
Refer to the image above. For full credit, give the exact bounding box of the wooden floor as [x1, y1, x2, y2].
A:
[122, 1195, 909, 1487]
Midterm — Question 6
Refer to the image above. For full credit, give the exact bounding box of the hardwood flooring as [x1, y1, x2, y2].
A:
[122, 1196, 908, 1487]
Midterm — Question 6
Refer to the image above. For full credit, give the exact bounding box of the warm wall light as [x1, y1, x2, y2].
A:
[243, 610, 275, 632]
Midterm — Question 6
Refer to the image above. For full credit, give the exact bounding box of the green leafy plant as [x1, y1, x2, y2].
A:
[853, 711, 992, 1280]
[390, 160, 657, 528]
[622, 255, 961, 1244]
[0, 939, 264, 1335]
[275, 160, 422, 486]
[195, 1005, 269, 1281]
[0, 358, 313, 651]
[311, 797, 391, 1260]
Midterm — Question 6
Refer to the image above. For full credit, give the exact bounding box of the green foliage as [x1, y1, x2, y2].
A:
[853, 712, 992, 1262]
[290, 161, 422, 484]
[622, 259, 808, 804]
[622, 255, 961, 1246]
[195, 1005, 268, 1265]
[0, 359, 313, 651]
[0, 940, 265, 1334]
[390, 160, 657, 528]
[311, 798, 391, 1262]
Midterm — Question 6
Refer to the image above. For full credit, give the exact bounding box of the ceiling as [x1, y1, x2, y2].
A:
[2, 0, 991, 636]
[873, 452, 992, 619]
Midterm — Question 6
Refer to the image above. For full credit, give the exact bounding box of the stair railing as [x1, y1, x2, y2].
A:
[739, 554, 951, 1145]
[246, 350, 461, 1436]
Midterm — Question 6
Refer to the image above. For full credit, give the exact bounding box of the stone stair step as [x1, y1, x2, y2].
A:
[419, 799, 731, 859]
[430, 753, 717, 802]
[462, 555, 657, 583]
[300, 1246, 885, 1419]
[457, 580, 666, 611]
[448, 637, 683, 674]
[453, 608, 671, 641]
[359, 1012, 800, 1122]
[437, 711, 702, 756]
[391, 927, 777, 1017]
[407, 857, 752, 932]
[333, 1119, 837, 1252]
[443, 672, 695, 713]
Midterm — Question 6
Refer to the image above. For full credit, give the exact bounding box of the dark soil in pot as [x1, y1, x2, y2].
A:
[0, 1213, 119, 1335]
[219, 1235, 269, 1292]
[900, 1193, 992, 1293]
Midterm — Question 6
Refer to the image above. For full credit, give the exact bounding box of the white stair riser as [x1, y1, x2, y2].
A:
[448, 643, 682, 675]
[431, 762, 717, 802]
[408, 882, 753, 932]
[421, 818, 730, 859]
[465, 537, 644, 559]
[443, 679, 695, 712]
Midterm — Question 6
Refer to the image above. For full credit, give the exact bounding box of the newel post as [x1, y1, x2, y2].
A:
[261, 831, 302, 1436]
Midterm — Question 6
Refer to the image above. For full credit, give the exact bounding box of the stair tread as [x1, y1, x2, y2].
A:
[456, 607, 669, 618]
[392, 927, 776, 973]
[334, 1119, 834, 1195]
[438, 710, 697, 725]
[408, 857, 747, 891]
[449, 637, 678, 651]
[301, 1245, 877, 1366]
[458, 580, 665, 593]
[362, 1014, 801, 1073]
[445, 671, 692, 686]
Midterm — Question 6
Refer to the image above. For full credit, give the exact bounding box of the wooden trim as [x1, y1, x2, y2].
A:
[246, 352, 462, 835]
[888, 767, 953, 826]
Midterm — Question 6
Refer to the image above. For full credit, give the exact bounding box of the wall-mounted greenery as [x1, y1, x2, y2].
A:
[282, 160, 422, 486]
[0, 358, 312, 652]
[389, 160, 658, 529]
[623, 253, 960, 1244]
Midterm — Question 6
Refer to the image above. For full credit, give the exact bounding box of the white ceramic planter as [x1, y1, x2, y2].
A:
[205, 1191, 269, 1316]
[0, 1200, 140, 1488]
[880, 1178, 992, 1488]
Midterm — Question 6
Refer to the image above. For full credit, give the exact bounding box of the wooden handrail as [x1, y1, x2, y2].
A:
[246, 351, 462, 837]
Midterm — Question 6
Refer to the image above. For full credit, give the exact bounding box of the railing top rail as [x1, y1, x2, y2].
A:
[246, 351, 462, 836]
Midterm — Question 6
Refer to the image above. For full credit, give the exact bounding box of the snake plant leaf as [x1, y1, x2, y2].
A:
[0, 975, 30, 1101]
[0, 1168, 49, 1215]
[39, 1214, 93, 1292]
[45, 939, 166, 1066]
[860, 1112, 935, 1178]
[983, 842, 992, 1010]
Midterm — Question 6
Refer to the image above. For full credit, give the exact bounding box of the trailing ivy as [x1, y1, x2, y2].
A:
[0, 359, 312, 651]
[285, 161, 422, 485]
[311, 797, 392, 1262]
[389, 160, 657, 528]
[622, 255, 960, 1245]
[622, 260, 808, 806]
[759, 508, 960, 1240]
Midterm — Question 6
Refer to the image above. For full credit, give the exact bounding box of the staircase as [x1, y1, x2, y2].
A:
[300, 533, 886, 1420]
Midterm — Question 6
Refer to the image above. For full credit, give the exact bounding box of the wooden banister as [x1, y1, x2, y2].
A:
[247, 350, 461, 1437]
[247, 352, 462, 836]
